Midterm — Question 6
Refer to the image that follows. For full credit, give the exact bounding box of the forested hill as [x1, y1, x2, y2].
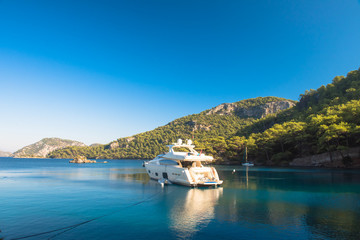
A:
[48, 67, 360, 167]
[47, 97, 295, 159]
[228, 68, 360, 166]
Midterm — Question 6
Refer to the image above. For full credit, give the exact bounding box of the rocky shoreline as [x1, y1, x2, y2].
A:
[290, 147, 360, 168]
[215, 147, 360, 168]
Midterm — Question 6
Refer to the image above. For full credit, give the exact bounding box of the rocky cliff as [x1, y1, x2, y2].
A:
[290, 147, 360, 168]
[0, 150, 13, 157]
[206, 99, 295, 119]
[13, 138, 86, 158]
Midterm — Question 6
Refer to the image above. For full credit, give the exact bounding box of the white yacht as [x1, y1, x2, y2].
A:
[143, 139, 223, 187]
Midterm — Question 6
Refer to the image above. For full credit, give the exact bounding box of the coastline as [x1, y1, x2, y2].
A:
[4, 154, 360, 169]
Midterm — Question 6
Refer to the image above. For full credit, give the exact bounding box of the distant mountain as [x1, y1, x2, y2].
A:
[48, 97, 295, 159]
[0, 150, 12, 157]
[13, 138, 86, 158]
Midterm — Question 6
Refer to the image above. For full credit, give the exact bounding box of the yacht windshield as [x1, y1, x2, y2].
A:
[159, 160, 179, 165]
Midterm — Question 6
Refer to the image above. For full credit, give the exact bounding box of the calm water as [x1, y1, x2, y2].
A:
[1, 158, 360, 240]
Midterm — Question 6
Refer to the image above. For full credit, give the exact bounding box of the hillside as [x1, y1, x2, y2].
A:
[14, 138, 86, 158]
[0, 150, 12, 157]
[223, 68, 360, 167]
[48, 67, 360, 167]
[48, 97, 295, 159]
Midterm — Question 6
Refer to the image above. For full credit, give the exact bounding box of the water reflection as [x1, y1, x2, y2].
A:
[109, 169, 150, 184]
[219, 166, 360, 194]
[170, 188, 223, 239]
[305, 206, 360, 239]
[215, 167, 360, 239]
[2, 167, 150, 183]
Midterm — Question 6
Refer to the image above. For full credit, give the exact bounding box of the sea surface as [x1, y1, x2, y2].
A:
[1, 158, 360, 240]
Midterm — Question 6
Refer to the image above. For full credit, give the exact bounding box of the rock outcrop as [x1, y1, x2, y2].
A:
[69, 155, 96, 163]
[109, 141, 119, 150]
[13, 138, 86, 158]
[290, 147, 360, 168]
[206, 103, 237, 116]
[125, 137, 135, 142]
[207, 100, 295, 119]
[185, 121, 212, 131]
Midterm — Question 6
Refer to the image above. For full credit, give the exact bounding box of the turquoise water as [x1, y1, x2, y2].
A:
[1, 158, 360, 240]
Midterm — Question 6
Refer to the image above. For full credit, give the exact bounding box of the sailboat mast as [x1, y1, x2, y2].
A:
[245, 145, 248, 163]
[243, 145, 248, 163]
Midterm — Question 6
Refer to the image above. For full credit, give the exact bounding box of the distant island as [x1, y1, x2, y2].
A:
[0, 150, 12, 157]
[69, 155, 96, 163]
[13, 138, 86, 158]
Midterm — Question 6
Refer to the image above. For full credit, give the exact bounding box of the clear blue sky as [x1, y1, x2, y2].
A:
[1, 0, 360, 152]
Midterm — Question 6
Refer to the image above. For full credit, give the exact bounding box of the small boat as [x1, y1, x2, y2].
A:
[143, 139, 223, 187]
[241, 146, 254, 167]
[242, 162, 254, 167]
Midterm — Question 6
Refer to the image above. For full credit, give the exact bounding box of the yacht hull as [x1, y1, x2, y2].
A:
[145, 163, 222, 187]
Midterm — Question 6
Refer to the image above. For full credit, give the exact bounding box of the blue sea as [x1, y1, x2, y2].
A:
[1, 158, 360, 240]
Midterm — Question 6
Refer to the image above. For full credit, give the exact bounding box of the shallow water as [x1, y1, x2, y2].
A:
[0, 158, 360, 240]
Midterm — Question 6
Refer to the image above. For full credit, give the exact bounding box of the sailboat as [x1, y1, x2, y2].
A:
[241, 145, 254, 167]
